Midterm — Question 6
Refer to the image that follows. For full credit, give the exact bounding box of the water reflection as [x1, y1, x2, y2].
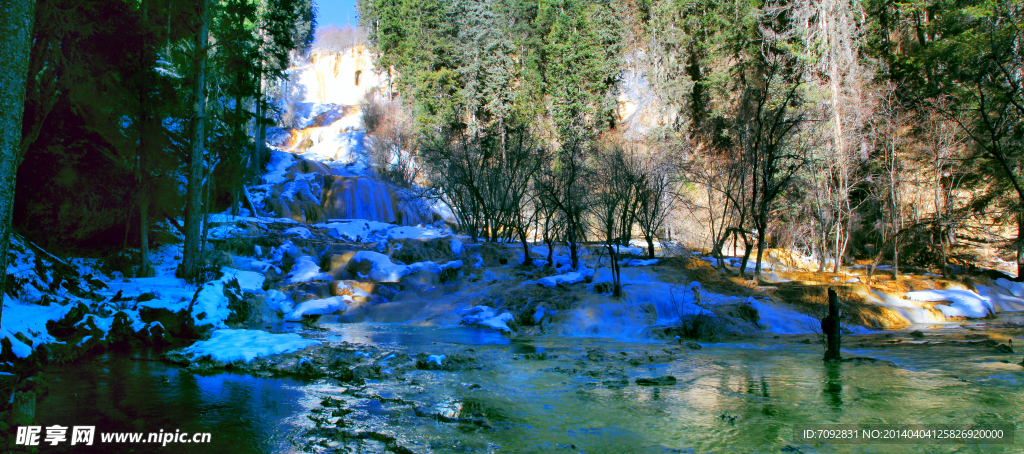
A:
[37, 351, 315, 454]
[824, 362, 844, 410]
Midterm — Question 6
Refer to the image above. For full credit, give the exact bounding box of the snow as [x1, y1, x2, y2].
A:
[906, 289, 995, 318]
[533, 306, 554, 324]
[996, 278, 1024, 297]
[2, 296, 74, 358]
[866, 290, 948, 325]
[744, 297, 821, 334]
[450, 238, 464, 256]
[427, 354, 446, 366]
[265, 290, 294, 314]
[263, 151, 296, 186]
[286, 256, 332, 284]
[207, 225, 244, 240]
[621, 259, 658, 266]
[220, 268, 266, 293]
[349, 251, 462, 283]
[591, 267, 655, 286]
[536, 272, 586, 288]
[461, 306, 514, 332]
[180, 329, 320, 363]
[285, 296, 352, 321]
[283, 226, 313, 239]
[700, 256, 774, 271]
[613, 245, 645, 256]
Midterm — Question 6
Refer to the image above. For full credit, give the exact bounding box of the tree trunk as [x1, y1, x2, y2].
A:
[140, 191, 152, 277]
[822, 288, 842, 362]
[138, 0, 152, 278]
[607, 244, 621, 297]
[1018, 210, 1024, 280]
[181, 0, 209, 282]
[646, 236, 655, 259]
[754, 219, 767, 278]
[0, 0, 37, 321]
[518, 228, 532, 267]
[255, 61, 266, 174]
[739, 233, 753, 280]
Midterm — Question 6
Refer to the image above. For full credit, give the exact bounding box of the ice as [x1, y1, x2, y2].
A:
[180, 329, 320, 363]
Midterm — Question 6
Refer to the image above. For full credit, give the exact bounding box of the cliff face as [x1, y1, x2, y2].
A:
[291, 45, 390, 106]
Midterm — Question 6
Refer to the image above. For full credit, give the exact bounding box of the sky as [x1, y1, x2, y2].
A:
[316, 0, 360, 28]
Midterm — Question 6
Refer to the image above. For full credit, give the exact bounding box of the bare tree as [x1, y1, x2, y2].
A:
[634, 151, 676, 259]
[589, 145, 635, 296]
[536, 139, 590, 270]
[735, 44, 808, 278]
[364, 94, 419, 187]
[865, 86, 910, 283]
[792, 0, 874, 273]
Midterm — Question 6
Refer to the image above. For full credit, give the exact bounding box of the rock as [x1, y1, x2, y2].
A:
[593, 282, 615, 294]
[635, 376, 677, 386]
[45, 302, 90, 338]
[328, 251, 358, 270]
[139, 306, 193, 339]
[399, 270, 440, 290]
[331, 280, 376, 296]
[685, 342, 702, 350]
[909, 330, 925, 338]
[347, 257, 373, 278]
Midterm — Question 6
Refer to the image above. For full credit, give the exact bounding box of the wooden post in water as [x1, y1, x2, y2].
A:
[822, 287, 842, 362]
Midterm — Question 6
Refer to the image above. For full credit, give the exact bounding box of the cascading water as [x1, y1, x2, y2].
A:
[321, 176, 431, 225]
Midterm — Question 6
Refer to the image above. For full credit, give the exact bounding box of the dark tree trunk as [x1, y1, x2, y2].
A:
[0, 0, 36, 320]
[519, 228, 532, 267]
[607, 244, 621, 297]
[822, 288, 842, 362]
[181, 0, 209, 282]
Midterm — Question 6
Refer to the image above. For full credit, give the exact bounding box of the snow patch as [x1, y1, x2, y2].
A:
[180, 329, 320, 363]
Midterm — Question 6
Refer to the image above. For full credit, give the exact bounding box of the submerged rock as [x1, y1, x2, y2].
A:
[635, 376, 677, 386]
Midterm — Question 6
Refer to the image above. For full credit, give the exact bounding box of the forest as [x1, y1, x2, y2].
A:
[2, 0, 1024, 451]
[354, 0, 1024, 287]
[0, 0, 316, 299]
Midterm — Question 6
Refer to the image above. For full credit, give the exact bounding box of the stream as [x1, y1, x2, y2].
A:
[36, 322, 1024, 453]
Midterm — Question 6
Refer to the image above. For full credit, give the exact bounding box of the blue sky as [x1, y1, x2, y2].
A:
[316, 0, 360, 28]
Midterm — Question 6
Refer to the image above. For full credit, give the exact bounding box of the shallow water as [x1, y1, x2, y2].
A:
[38, 326, 1024, 453]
